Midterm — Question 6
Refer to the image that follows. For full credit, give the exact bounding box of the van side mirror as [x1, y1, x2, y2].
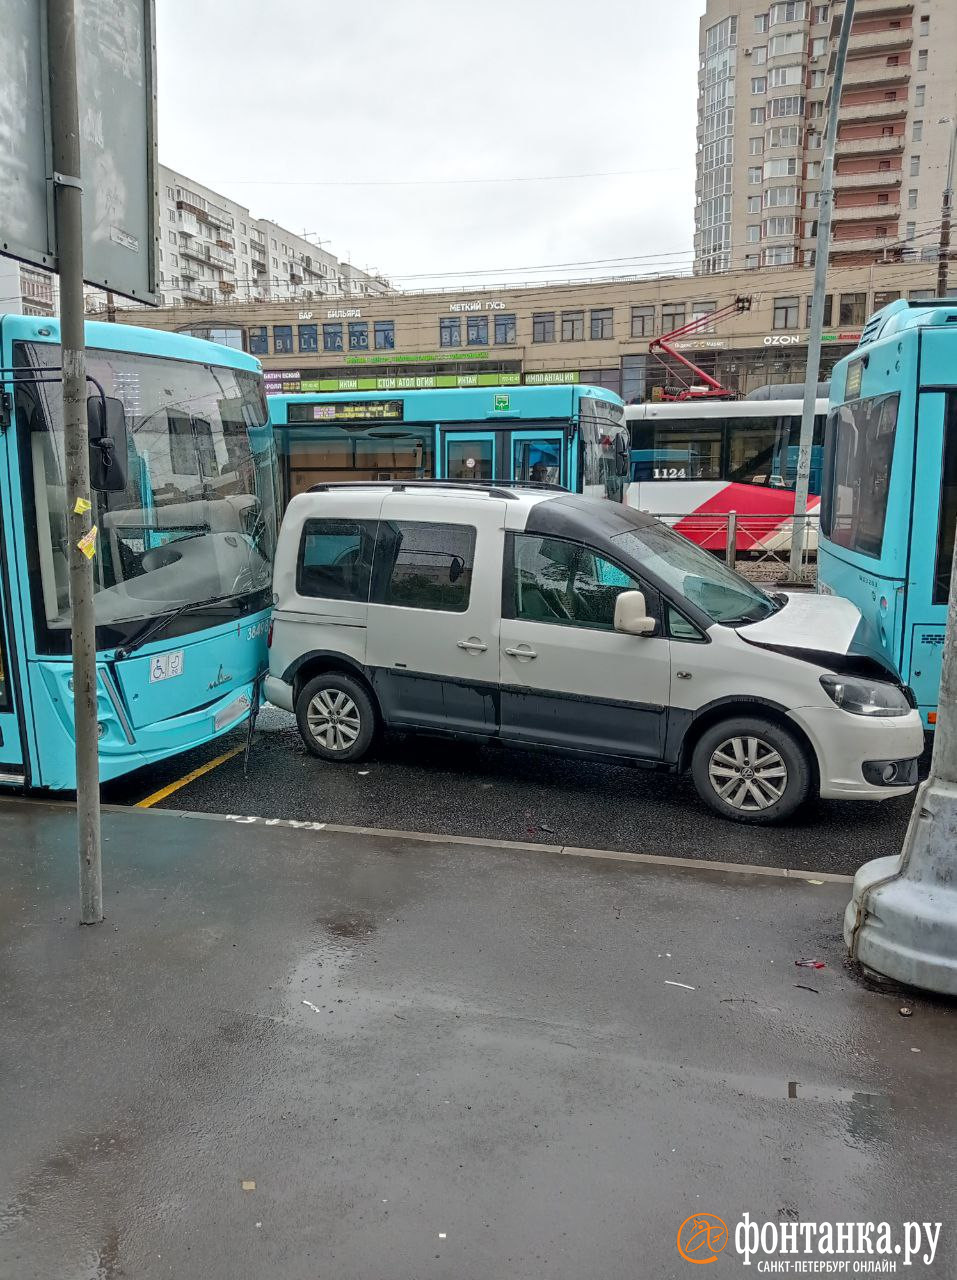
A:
[614, 589, 656, 637]
[87, 395, 129, 492]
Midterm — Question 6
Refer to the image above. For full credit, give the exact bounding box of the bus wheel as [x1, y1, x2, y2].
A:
[690, 716, 811, 825]
[296, 673, 376, 763]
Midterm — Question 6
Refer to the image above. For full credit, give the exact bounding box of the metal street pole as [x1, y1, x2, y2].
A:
[844, 520, 957, 993]
[47, 0, 103, 924]
[789, 0, 856, 582]
[936, 119, 957, 298]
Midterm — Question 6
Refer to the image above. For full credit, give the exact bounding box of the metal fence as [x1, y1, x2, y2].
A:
[653, 511, 819, 585]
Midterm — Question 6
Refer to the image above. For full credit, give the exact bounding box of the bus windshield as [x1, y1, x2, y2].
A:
[820, 393, 899, 559]
[610, 521, 778, 624]
[16, 343, 278, 632]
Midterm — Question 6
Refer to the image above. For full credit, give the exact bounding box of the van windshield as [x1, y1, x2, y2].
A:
[610, 522, 778, 625]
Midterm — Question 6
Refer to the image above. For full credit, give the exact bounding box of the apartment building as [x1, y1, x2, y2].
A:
[157, 166, 391, 307]
[694, 0, 957, 274]
[107, 260, 937, 402]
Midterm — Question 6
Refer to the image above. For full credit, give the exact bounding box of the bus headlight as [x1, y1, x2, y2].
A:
[819, 674, 910, 717]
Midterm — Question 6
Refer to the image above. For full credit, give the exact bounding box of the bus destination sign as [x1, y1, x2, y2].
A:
[304, 400, 405, 423]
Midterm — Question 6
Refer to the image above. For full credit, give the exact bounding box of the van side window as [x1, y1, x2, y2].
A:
[374, 521, 476, 613]
[511, 535, 642, 629]
[667, 605, 706, 642]
[297, 518, 377, 601]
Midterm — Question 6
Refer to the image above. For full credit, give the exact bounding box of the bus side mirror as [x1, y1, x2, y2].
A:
[87, 395, 129, 492]
[614, 590, 656, 637]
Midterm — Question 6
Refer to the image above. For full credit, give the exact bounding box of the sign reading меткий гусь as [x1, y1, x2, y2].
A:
[0, 0, 158, 303]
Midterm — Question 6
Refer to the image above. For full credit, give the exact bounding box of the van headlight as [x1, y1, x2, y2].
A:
[819, 674, 910, 717]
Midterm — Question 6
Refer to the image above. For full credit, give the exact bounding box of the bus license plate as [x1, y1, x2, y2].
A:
[214, 691, 251, 732]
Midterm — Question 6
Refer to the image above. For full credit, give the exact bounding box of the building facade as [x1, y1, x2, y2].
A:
[155, 166, 391, 308]
[106, 260, 937, 402]
[694, 0, 957, 274]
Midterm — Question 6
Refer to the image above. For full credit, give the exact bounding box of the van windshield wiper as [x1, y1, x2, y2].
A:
[115, 591, 250, 661]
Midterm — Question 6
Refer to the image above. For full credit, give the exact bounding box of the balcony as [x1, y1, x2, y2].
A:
[839, 98, 907, 123]
[830, 233, 899, 253]
[180, 240, 209, 264]
[835, 133, 905, 156]
[201, 202, 233, 231]
[831, 0, 913, 35]
[206, 243, 232, 269]
[176, 210, 199, 237]
[833, 201, 901, 220]
[842, 60, 910, 88]
[833, 168, 902, 189]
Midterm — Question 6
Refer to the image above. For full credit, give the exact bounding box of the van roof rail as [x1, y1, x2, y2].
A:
[305, 479, 567, 499]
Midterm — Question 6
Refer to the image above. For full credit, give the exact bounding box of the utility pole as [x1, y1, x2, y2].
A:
[845, 521, 957, 994]
[789, 0, 856, 582]
[936, 119, 957, 298]
[47, 0, 103, 924]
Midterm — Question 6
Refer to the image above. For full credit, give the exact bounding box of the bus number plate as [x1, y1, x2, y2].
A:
[214, 691, 251, 732]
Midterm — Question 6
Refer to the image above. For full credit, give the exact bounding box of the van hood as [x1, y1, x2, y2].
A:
[736, 592, 895, 677]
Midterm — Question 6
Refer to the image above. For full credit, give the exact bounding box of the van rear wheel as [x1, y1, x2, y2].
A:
[690, 716, 811, 825]
[296, 673, 376, 763]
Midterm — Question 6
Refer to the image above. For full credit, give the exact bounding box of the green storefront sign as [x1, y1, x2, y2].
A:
[524, 371, 579, 385]
[298, 371, 523, 393]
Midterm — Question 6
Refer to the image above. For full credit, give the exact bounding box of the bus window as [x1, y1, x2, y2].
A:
[820, 392, 899, 559]
[287, 432, 429, 494]
[0, 627, 8, 711]
[631, 421, 721, 481]
[933, 392, 957, 605]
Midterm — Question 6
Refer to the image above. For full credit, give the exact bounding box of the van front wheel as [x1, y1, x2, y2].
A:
[296, 673, 376, 763]
[690, 716, 811, 824]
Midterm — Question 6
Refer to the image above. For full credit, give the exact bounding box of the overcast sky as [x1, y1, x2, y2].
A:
[156, 0, 702, 289]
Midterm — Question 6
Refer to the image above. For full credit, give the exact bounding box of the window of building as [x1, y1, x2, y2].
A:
[590, 309, 614, 340]
[813, 3, 828, 20]
[804, 218, 818, 237]
[875, 225, 888, 238]
[755, 12, 769, 32]
[466, 315, 488, 345]
[764, 185, 799, 207]
[912, 119, 923, 142]
[768, 64, 803, 88]
[270, 238, 277, 250]
[748, 166, 762, 184]
[811, 36, 826, 55]
[886, 55, 899, 67]
[510, 535, 641, 631]
[838, 293, 867, 326]
[806, 161, 821, 178]
[440, 317, 461, 348]
[808, 100, 825, 119]
[751, 106, 767, 125]
[876, 193, 889, 206]
[752, 45, 768, 65]
[768, 125, 802, 148]
[747, 224, 762, 243]
[240, 242, 247, 255]
[873, 290, 900, 309]
[273, 325, 293, 354]
[532, 312, 556, 343]
[773, 296, 800, 328]
[348, 322, 369, 351]
[271, 256, 278, 268]
[631, 305, 656, 337]
[878, 159, 891, 171]
[747, 195, 762, 213]
[770, 1, 807, 23]
[919, 14, 929, 34]
[764, 156, 798, 177]
[805, 293, 833, 326]
[807, 131, 823, 149]
[166, 185, 174, 199]
[297, 519, 377, 602]
[248, 326, 268, 355]
[768, 31, 804, 55]
[917, 49, 927, 70]
[809, 69, 826, 87]
[909, 288, 934, 301]
[561, 310, 584, 341]
[908, 188, 918, 209]
[240, 222, 247, 234]
[661, 302, 686, 331]
[765, 215, 797, 236]
[380, 521, 476, 613]
[751, 76, 767, 94]
[910, 154, 921, 177]
[298, 323, 318, 353]
[915, 84, 925, 108]
[167, 229, 176, 244]
[906, 220, 916, 239]
[750, 136, 765, 155]
[323, 323, 343, 352]
[169, 253, 177, 266]
[768, 95, 805, 117]
[763, 245, 796, 265]
[495, 313, 517, 344]
[374, 320, 395, 350]
[745, 253, 760, 269]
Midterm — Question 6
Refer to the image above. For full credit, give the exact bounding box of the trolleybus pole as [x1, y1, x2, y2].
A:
[47, 0, 104, 924]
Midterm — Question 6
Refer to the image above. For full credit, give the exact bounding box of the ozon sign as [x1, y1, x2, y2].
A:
[763, 334, 804, 346]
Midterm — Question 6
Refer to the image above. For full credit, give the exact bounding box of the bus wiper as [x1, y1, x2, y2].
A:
[115, 591, 250, 661]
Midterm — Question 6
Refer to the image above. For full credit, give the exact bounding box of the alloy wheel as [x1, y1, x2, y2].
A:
[707, 735, 788, 812]
[306, 689, 362, 753]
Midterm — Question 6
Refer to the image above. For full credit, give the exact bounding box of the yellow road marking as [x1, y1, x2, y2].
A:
[136, 744, 245, 809]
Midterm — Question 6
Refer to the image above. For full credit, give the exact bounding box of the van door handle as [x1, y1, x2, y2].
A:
[457, 638, 488, 653]
[504, 644, 538, 660]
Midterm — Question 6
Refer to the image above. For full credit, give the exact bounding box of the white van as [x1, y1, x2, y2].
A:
[266, 482, 924, 824]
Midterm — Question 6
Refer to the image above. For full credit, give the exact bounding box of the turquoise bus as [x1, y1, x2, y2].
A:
[267, 385, 630, 507]
[0, 315, 279, 789]
[817, 298, 957, 728]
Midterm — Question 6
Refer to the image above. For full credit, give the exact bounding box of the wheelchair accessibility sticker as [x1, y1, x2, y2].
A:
[149, 650, 185, 683]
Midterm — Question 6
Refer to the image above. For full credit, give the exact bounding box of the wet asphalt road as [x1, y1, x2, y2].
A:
[2, 799, 956, 1280]
[101, 706, 918, 877]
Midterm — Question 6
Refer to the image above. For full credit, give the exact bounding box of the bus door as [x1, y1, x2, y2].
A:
[510, 429, 564, 486]
[0, 480, 26, 782]
[904, 389, 954, 718]
[442, 431, 497, 482]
